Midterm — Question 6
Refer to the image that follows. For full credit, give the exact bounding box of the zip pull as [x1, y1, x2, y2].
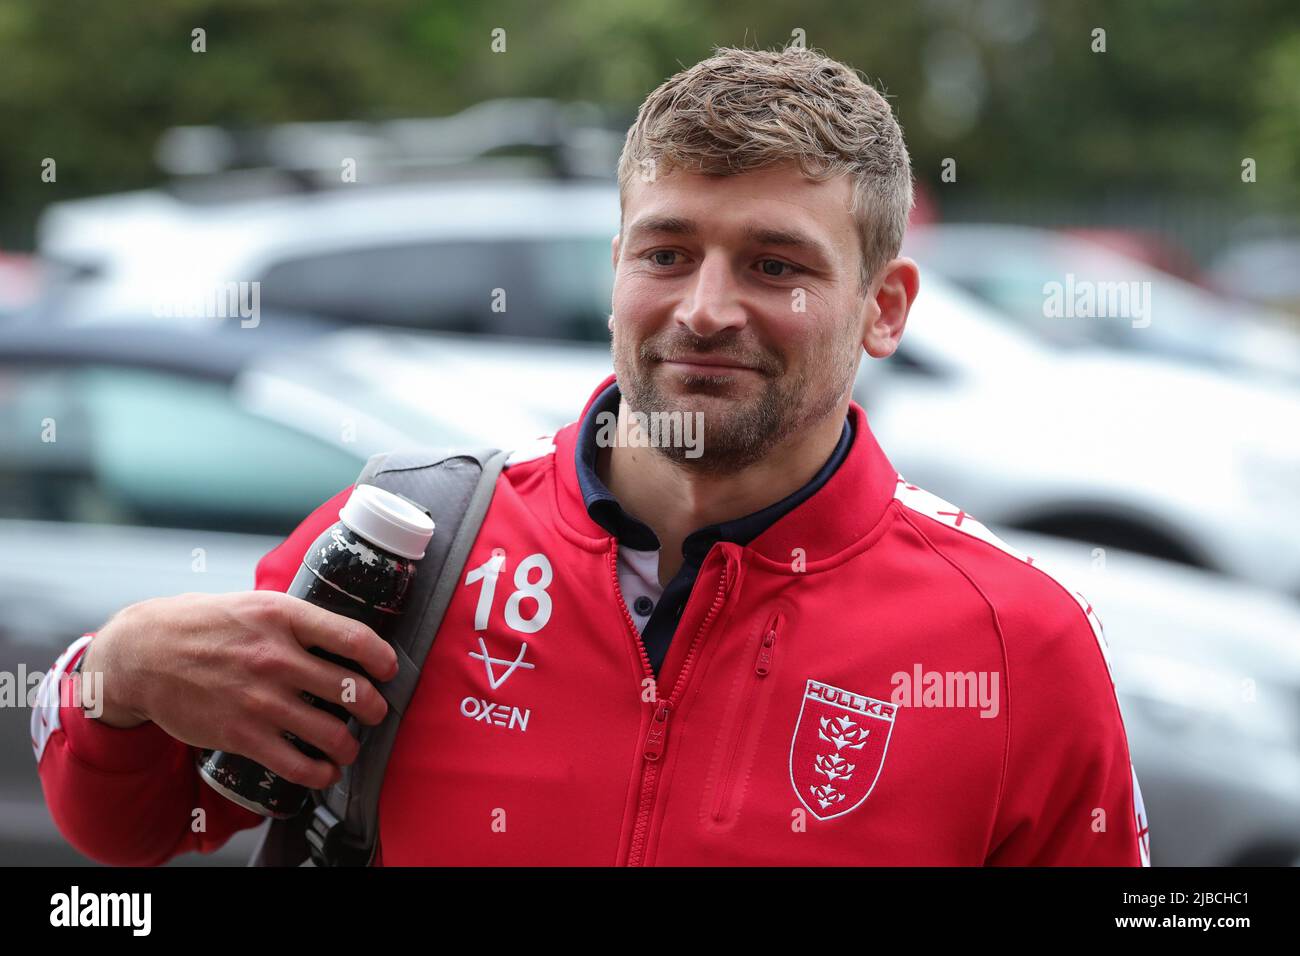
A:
[755, 611, 781, 676]
[643, 701, 672, 761]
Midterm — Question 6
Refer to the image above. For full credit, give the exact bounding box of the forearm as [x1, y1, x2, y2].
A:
[33, 636, 262, 866]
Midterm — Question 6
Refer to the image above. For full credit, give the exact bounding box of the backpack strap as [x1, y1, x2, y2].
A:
[248, 445, 507, 866]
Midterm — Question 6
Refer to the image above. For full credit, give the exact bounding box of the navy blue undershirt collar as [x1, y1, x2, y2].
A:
[575, 380, 855, 558]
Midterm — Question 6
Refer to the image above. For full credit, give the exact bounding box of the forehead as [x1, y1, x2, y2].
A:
[622, 163, 857, 257]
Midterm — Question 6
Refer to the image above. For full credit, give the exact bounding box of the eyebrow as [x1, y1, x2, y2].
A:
[625, 215, 696, 239]
[625, 215, 835, 265]
[743, 225, 834, 264]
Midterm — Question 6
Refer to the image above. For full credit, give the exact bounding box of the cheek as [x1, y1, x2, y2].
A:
[766, 301, 853, 368]
[612, 276, 671, 326]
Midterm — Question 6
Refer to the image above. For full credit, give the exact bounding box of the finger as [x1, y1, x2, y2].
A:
[272, 696, 361, 769]
[269, 593, 399, 681]
[292, 656, 389, 727]
[237, 729, 340, 791]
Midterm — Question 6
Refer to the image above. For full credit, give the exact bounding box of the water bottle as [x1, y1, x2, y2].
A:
[198, 484, 434, 818]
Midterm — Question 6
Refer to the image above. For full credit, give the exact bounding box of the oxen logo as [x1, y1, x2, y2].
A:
[790, 679, 897, 821]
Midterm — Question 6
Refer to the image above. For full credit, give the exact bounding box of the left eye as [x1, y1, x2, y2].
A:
[758, 259, 799, 277]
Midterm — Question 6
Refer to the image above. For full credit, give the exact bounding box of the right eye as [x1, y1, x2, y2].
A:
[649, 250, 683, 267]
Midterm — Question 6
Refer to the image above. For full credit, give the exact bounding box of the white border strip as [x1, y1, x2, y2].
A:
[891, 476, 1115, 682]
[31, 634, 93, 764]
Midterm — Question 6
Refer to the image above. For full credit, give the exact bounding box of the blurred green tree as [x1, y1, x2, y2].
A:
[0, 0, 1296, 249]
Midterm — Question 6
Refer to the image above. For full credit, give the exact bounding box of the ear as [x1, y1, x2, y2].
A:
[862, 257, 920, 359]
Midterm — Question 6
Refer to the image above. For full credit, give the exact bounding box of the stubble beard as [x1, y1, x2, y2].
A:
[611, 326, 855, 477]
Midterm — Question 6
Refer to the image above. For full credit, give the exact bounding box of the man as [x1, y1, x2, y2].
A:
[34, 47, 1148, 866]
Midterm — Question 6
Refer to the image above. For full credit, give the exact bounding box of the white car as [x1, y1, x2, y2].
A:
[865, 278, 1300, 598]
[31, 177, 619, 341]
[904, 223, 1300, 385]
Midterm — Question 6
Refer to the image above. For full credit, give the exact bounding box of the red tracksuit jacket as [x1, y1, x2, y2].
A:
[34, 372, 1149, 866]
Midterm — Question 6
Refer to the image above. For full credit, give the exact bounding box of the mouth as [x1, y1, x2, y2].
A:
[660, 355, 762, 376]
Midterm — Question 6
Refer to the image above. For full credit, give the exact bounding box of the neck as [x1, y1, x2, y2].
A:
[598, 395, 848, 586]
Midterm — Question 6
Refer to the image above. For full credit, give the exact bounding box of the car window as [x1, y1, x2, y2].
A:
[258, 238, 614, 342]
[0, 365, 363, 535]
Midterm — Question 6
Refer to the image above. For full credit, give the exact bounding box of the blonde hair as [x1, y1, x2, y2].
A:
[617, 46, 913, 290]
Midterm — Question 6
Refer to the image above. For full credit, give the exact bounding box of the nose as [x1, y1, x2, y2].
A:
[672, 253, 747, 337]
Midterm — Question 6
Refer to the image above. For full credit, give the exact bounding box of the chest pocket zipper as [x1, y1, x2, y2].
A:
[710, 610, 783, 824]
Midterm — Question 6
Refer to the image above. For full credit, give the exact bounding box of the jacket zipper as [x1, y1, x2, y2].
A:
[612, 540, 733, 867]
[710, 610, 781, 822]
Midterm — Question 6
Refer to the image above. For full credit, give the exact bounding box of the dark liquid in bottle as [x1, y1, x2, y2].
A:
[198, 514, 421, 818]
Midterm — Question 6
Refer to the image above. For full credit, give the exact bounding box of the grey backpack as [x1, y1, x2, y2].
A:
[248, 445, 508, 866]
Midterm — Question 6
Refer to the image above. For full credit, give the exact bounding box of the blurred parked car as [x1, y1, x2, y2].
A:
[27, 177, 619, 343]
[868, 278, 1300, 598]
[904, 223, 1300, 384]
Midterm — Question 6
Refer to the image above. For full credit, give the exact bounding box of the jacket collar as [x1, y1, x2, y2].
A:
[574, 378, 854, 554]
[552, 373, 899, 566]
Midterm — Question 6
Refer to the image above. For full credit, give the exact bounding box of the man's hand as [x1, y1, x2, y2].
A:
[80, 591, 397, 791]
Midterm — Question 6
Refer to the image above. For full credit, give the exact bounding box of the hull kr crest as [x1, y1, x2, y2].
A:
[790, 679, 897, 821]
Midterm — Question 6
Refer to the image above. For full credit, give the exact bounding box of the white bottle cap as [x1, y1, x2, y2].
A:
[337, 484, 435, 560]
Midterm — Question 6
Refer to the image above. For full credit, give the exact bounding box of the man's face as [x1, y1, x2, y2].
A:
[610, 162, 870, 474]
